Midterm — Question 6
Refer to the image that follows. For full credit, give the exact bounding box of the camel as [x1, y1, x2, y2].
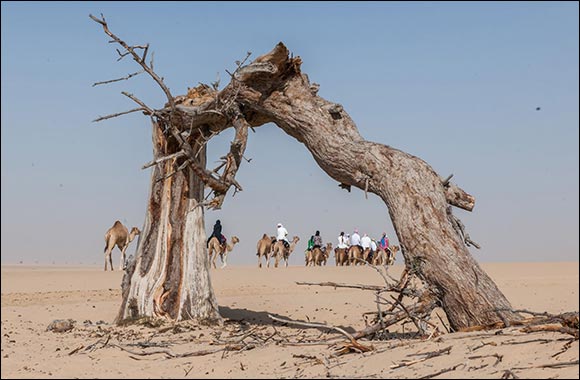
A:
[271, 236, 300, 268]
[372, 245, 400, 265]
[208, 236, 240, 269]
[103, 220, 141, 271]
[348, 245, 364, 265]
[317, 242, 332, 266]
[386, 245, 400, 265]
[362, 247, 373, 263]
[334, 247, 349, 266]
[372, 246, 387, 265]
[307, 242, 332, 266]
[256, 234, 276, 268]
[305, 248, 314, 266]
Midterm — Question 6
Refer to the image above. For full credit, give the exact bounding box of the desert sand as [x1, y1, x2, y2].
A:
[1, 262, 578, 379]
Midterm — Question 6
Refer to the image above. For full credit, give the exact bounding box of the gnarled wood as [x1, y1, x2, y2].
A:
[115, 122, 220, 324]
[168, 42, 515, 330]
[94, 14, 518, 330]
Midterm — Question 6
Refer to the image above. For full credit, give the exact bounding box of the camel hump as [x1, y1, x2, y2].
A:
[113, 220, 122, 226]
[262, 233, 268, 239]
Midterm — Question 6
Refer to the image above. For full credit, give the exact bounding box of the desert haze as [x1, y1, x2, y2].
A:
[1, 262, 578, 379]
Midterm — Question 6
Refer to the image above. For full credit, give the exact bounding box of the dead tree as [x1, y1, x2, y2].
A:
[91, 15, 518, 330]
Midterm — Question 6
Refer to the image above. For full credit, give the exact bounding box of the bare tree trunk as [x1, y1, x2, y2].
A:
[226, 43, 518, 330]
[94, 16, 517, 329]
[116, 122, 221, 324]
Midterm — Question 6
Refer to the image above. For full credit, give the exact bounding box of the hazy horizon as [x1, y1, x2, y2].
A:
[2, 2, 578, 266]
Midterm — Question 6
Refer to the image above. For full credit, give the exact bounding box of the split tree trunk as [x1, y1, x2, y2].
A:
[116, 122, 220, 324]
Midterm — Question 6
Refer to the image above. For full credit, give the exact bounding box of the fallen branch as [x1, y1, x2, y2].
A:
[419, 363, 464, 379]
[470, 340, 497, 351]
[353, 295, 438, 340]
[520, 324, 579, 339]
[467, 353, 503, 366]
[68, 344, 84, 355]
[552, 339, 575, 358]
[511, 359, 579, 370]
[501, 369, 519, 379]
[111, 343, 225, 359]
[268, 314, 372, 354]
[295, 281, 384, 292]
[391, 345, 452, 369]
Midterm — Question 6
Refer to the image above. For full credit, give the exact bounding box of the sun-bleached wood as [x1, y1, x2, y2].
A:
[93, 14, 516, 330]
[163, 43, 516, 330]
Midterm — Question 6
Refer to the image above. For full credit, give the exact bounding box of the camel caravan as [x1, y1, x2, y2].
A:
[256, 227, 399, 268]
[103, 218, 396, 270]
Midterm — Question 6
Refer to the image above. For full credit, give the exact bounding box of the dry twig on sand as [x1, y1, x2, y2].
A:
[390, 345, 452, 369]
[268, 314, 372, 355]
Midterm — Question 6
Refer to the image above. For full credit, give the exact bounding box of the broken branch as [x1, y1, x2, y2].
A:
[93, 107, 145, 122]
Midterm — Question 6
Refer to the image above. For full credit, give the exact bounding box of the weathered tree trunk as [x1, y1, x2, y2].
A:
[116, 122, 221, 324]
[224, 44, 518, 330]
[97, 19, 517, 329]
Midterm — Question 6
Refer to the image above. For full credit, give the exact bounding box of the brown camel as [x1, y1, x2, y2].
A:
[307, 242, 332, 266]
[372, 246, 387, 265]
[256, 234, 276, 268]
[103, 220, 140, 271]
[386, 245, 400, 265]
[334, 247, 349, 266]
[348, 245, 364, 265]
[271, 236, 300, 268]
[305, 248, 314, 266]
[208, 236, 239, 269]
[317, 242, 332, 266]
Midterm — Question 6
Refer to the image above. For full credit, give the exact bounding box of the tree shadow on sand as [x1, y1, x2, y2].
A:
[219, 306, 357, 334]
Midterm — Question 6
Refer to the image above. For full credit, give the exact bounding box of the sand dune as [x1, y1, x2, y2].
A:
[1, 262, 578, 378]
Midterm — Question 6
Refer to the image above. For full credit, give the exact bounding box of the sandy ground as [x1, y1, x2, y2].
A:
[1, 262, 578, 379]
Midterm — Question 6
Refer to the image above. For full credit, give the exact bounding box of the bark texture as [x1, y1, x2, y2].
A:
[235, 44, 517, 329]
[110, 37, 517, 329]
[116, 122, 220, 324]
[158, 43, 516, 329]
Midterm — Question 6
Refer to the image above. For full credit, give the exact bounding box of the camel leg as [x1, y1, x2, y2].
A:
[104, 245, 112, 271]
[104, 244, 108, 271]
[258, 253, 262, 268]
[119, 245, 128, 271]
[104, 238, 115, 271]
[213, 250, 219, 269]
[221, 252, 228, 269]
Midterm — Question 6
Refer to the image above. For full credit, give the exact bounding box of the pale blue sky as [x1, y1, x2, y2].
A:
[1, 1, 578, 265]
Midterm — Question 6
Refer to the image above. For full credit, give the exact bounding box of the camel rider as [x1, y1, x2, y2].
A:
[306, 235, 315, 254]
[361, 233, 372, 252]
[276, 223, 289, 249]
[380, 232, 389, 250]
[370, 239, 378, 261]
[312, 230, 322, 249]
[337, 232, 348, 249]
[350, 229, 362, 250]
[207, 220, 226, 248]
